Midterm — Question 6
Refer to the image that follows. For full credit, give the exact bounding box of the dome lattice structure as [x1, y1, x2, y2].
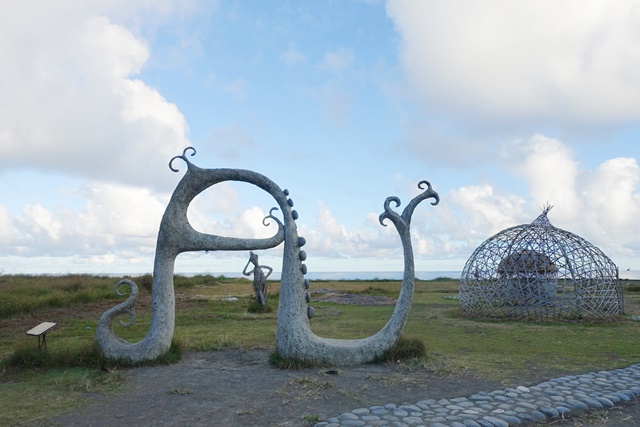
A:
[459, 207, 623, 321]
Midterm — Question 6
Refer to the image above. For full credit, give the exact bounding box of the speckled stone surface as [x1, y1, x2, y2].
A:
[97, 148, 445, 366]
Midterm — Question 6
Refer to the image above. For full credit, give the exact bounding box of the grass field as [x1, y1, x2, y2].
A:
[1, 274, 640, 424]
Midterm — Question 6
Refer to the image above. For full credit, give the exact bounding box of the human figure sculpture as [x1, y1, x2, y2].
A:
[96, 147, 439, 365]
[243, 251, 272, 305]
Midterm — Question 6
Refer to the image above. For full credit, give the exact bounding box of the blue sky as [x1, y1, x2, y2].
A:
[1, 0, 639, 277]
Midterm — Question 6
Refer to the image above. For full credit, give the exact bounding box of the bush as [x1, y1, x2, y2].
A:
[382, 336, 427, 363]
[1, 339, 184, 371]
[247, 299, 273, 314]
[2, 343, 104, 370]
[268, 351, 323, 369]
[133, 274, 153, 293]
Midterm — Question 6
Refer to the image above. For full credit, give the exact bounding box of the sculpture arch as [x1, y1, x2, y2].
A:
[96, 148, 439, 365]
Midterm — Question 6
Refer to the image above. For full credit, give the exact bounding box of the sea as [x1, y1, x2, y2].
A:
[162, 270, 640, 281]
[199, 271, 463, 281]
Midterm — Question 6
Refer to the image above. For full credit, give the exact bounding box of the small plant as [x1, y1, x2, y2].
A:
[247, 299, 273, 314]
[275, 377, 333, 404]
[2, 339, 184, 371]
[147, 339, 184, 366]
[301, 413, 320, 424]
[318, 368, 342, 376]
[133, 274, 153, 293]
[268, 351, 324, 369]
[54, 369, 127, 393]
[2, 343, 104, 370]
[381, 336, 427, 363]
[99, 340, 184, 369]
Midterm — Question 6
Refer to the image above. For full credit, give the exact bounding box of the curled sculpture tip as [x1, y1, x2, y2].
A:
[169, 146, 197, 172]
[384, 196, 402, 210]
[417, 180, 440, 206]
[417, 180, 431, 190]
[119, 310, 136, 328]
[115, 279, 136, 296]
[113, 279, 138, 327]
[379, 196, 402, 226]
[263, 207, 283, 228]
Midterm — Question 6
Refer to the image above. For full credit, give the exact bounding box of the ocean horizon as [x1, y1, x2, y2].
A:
[215, 271, 464, 281]
[98, 270, 462, 281]
[100, 269, 640, 281]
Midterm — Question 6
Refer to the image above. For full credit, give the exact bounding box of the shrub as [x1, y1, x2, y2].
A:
[1, 339, 184, 371]
[133, 274, 153, 293]
[247, 298, 273, 314]
[268, 351, 323, 369]
[382, 336, 427, 363]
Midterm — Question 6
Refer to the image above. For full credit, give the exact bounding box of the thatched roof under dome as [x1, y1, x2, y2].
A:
[497, 249, 557, 275]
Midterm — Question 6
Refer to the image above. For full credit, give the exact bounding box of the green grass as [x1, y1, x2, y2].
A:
[382, 336, 427, 362]
[2, 275, 640, 425]
[0, 367, 128, 426]
[0, 274, 119, 318]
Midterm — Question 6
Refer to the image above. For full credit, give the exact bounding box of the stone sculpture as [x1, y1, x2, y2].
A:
[96, 147, 439, 365]
[243, 251, 272, 305]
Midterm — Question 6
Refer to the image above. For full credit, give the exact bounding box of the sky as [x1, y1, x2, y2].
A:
[1, 0, 639, 277]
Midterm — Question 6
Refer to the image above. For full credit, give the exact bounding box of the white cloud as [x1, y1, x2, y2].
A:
[1, 134, 638, 271]
[499, 135, 640, 263]
[280, 42, 306, 65]
[0, 206, 20, 245]
[407, 183, 526, 263]
[222, 78, 248, 100]
[0, 183, 166, 258]
[403, 135, 640, 268]
[320, 48, 355, 75]
[447, 185, 526, 237]
[503, 134, 582, 222]
[73, 183, 166, 242]
[387, 0, 640, 126]
[0, 1, 193, 189]
[305, 201, 416, 261]
[583, 157, 640, 254]
[20, 204, 63, 242]
[188, 203, 279, 241]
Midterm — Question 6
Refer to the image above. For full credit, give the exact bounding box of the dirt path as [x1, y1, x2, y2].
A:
[43, 349, 639, 427]
[44, 349, 502, 426]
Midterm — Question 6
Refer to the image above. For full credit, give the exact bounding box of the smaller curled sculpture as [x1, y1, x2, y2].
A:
[243, 251, 273, 306]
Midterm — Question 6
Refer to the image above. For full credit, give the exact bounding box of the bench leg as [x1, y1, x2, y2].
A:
[38, 333, 47, 351]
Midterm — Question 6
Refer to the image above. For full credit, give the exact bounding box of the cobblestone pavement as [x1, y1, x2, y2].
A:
[316, 364, 640, 427]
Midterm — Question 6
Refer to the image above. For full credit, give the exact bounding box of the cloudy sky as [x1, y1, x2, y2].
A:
[1, 0, 639, 277]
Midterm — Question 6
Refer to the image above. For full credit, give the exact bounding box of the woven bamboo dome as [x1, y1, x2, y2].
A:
[459, 206, 623, 321]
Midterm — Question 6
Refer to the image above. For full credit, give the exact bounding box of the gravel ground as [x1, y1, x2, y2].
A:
[43, 349, 639, 427]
